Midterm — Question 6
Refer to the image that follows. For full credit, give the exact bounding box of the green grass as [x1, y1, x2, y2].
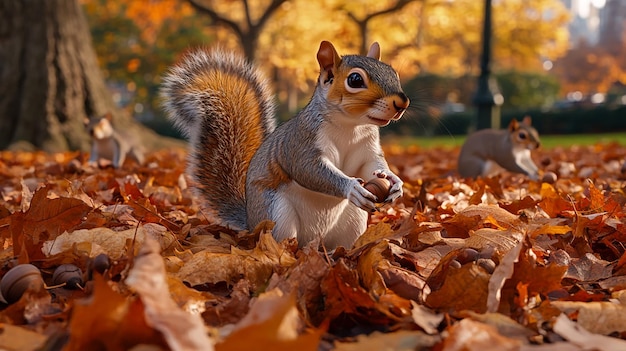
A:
[382, 132, 626, 150]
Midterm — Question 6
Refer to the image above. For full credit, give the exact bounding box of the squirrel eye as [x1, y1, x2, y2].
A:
[518, 131, 527, 140]
[347, 72, 366, 89]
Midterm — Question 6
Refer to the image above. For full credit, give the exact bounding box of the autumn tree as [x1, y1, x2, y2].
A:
[415, 0, 570, 76]
[0, 0, 175, 152]
[340, 0, 422, 55]
[78, 0, 572, 120]
[552, 40, 626, 96]
[186, 0, 288, 62]
[83, 0, 212, 120]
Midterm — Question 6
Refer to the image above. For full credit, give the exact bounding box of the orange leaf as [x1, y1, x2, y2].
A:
[65, 275, 166, 351]
[538, 183, 572, 218]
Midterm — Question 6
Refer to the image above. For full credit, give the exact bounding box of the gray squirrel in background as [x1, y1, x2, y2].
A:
[84, 112, 145, 168]
[160, 41, 409, 249]
[457, 116, 540, 179]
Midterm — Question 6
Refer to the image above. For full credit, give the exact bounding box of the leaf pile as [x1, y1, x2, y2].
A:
[1, 142, 626, 350]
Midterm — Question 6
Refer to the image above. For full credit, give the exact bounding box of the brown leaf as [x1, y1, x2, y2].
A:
[11, 186, 93, 261]
[426, 257, 492, 313]
[267, 246, 330, 323]
[499, 195, 541, 214]
[357, 240, 426, 302]
[322, 259, 408, 328]
[216, 290, 322, 351]
[175, 233, 294, 293]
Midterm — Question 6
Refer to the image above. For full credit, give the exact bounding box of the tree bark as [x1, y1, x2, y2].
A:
[0, 0, 177, 152]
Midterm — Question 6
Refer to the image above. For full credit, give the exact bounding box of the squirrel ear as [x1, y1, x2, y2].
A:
[317, 41, 340, 83]
[508, 119, 520, 132]
[522, 115, 532, 126]
[367, 42, 381, 60]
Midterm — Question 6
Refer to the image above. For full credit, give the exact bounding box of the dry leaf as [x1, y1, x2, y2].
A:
[0, 323, 47, 351]
[334, 329, 440, 351]
[42, 224, 176, 258]
[125, 237, 214, 351]
[216, 289, 321, 351]
[441, 318, 522, 351]
[551, 298, 626, 335]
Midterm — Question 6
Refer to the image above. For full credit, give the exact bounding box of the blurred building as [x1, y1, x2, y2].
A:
[599, 0, 626, 52]
[561, 0, 603, 46]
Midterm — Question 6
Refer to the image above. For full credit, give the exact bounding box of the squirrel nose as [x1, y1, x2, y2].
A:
[393, 93, 410, 112]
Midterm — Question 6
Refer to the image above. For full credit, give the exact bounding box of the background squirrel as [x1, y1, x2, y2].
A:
[84, 113, 145, 168]
[457, 116, 540, 180]
[161, 41, 409, 249]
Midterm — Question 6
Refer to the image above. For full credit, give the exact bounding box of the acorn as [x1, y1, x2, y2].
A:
[456, 248, 479, 265]
[476, 258, 496, 274]
[52, 264, 84, 290]
[90, 253, 111, 276]
[0, 264, 44, 304]
[363, 177, 391, 202]
[541, 171, 557, 184]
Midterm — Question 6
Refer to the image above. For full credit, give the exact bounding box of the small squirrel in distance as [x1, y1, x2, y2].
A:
[84, 113, 145, 168]
[457, 116, 540, 180]
[160, 41, 409, 249]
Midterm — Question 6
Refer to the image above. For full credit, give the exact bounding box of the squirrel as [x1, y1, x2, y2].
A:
[457, 116, 540, 180]
[160, 41, 409, 249]
[84, 112, 145, 168]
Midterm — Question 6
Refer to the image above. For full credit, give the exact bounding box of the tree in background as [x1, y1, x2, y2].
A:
[552, 38, 626, 98]
[186, 0, 288, 62]
[82, 0, 213, 121]
[0, 0, 175, 152]
[81, 0, 572, 121]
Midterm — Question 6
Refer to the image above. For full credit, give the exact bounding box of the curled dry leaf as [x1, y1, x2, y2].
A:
[125, 237, 214, 351]
[42, 223, 176, 258]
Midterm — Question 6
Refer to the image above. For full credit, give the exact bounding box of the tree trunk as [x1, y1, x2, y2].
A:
[0, 0, 177, 152]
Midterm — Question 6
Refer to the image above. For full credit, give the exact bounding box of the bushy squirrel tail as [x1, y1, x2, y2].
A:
[160, 49, 276, 229]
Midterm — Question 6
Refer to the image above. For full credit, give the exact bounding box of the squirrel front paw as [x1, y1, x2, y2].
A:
[347, 178, 378, 212]
[373, 169, 403, 202]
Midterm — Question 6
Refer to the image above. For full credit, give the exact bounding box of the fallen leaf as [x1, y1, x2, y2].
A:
[549, 313, 626, 350]
[125, 237, 214, 351]
[41, 224, 176, 259]
[441, 318, 522, 351]
[426, 262, 491, 313]
[216, 289, 322, 351]
[11, 186, 93, 261]
[0, 323, 47, 351]
[64, 275, 166, 351]
[334, 329, 440, 351]
[175, 233, 294, 293]
[551, 298, 626, 335]
[411, 301, 444, 334]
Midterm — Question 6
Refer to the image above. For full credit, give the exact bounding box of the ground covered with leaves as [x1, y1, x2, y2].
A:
[1, 142, 626, 351]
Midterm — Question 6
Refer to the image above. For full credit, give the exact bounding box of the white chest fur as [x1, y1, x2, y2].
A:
[315, 122, 381, 178]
